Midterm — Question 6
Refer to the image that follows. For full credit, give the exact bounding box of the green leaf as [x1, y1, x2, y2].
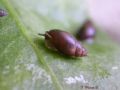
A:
[0, 0, 120, 90]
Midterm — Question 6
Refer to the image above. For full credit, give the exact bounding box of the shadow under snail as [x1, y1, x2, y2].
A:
[39, 29, 87, 57]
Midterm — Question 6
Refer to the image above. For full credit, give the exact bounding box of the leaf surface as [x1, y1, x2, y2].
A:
[0, 0, 120, 90]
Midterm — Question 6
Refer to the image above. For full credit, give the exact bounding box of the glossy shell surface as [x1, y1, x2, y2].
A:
[45, 29, 87, 57]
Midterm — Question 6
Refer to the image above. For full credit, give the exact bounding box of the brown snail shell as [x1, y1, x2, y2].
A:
[77, 20, 96, 44]
[39, 29, 87, 57]
[0, 9, 7, 17]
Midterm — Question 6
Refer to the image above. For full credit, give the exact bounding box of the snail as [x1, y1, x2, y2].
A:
[39, 29, 87, 57]
[76, 20, 96, 43]
[0, 9, 7, 17]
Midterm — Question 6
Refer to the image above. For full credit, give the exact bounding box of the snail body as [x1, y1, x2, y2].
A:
[39, 29, 87, 57]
